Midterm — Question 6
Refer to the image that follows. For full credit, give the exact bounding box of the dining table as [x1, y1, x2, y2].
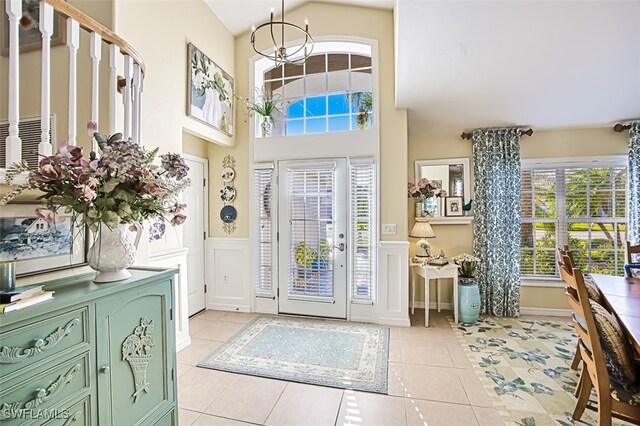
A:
[590, 274, 640, 353]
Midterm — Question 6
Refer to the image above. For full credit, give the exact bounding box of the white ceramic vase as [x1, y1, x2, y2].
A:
[88, 223, 142, 283]
[260, 117, 272, 137]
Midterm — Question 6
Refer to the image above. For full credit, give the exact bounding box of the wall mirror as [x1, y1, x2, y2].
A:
[414, 158, 471, 217]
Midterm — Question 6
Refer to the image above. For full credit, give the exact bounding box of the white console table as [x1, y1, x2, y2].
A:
[410, 262, 459, 327]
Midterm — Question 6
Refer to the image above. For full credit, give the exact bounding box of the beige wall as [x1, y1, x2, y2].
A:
[113, 0, 235, 254]
[213, 2, 408, 240]
[408, 127, 628, 310]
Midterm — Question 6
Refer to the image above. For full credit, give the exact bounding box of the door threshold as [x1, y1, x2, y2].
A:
[277, 312, 347, 322]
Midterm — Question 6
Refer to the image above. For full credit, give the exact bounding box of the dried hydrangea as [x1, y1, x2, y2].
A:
[160, 153, 189, 180]
[101, 139, 146, 173]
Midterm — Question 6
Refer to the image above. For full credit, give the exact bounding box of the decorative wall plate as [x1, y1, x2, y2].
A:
[220, 205, 237, 223]
[220, 185, 236, 202]
[148, 218, 166, 242]
[220, 167, 235, 182]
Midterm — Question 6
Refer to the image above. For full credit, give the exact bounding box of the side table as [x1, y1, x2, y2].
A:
[410, 262, 459, 327]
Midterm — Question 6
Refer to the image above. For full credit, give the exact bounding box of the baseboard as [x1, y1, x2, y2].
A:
[519, 307, 572, 317]
[376, 317, 411, 327]
[176, 335, 192, 352]
[207, 303, 251, 313]
[411, 302, 453, 310]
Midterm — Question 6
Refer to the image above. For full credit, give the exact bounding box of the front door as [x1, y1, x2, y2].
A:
[278, 159, 347, 318]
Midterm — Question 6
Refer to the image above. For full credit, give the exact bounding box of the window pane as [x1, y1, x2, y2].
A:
[536, 250, 557, 275]
[615, 191, 626, 217]
[534, 192, 555, 218]
[352, 114, 371, 129]
[615, 167, 627, 190]
[264, 66, 282, 80]
[282, 78, 303, 99]
[590, 250, 616, 275]
[284, 63, 304, 78]
[535, 223, 556, 249]
[305, 96, 326, 117]
[328, 71, 349, 93]
[590, 168, 613, 190]
[521, 250, 534, 275]
[287, 100, 304, 119]
[568, 222, 590, 254]
[305, 54, 326, 74]
[566, 191, 588, 218]
[306, 118, 326, 133]
[590, 191, 613, 217]
[328, 53, 349, 72]
[328, 115, 350, 132]
[305, 73, 326, 97]
[521, 222, 535, 248]
[286, 119, 304, 135]
[590, 222, 619, 250]
[351, 54, 372, 68]
[328, 94, 349, 115]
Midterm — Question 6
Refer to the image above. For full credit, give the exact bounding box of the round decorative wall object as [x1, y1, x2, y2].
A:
[220, 205, 237, 223]
[148, 218, 166, 242]
[220, 167, 235, 182]
[220, 185, 236, 202]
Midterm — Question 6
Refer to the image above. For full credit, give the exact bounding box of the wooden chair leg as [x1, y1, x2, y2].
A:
[573, 370, 592, 421]
[574, 367, 584, 397]
[596, 387, 613, 426]
[571, 345, 582, 370]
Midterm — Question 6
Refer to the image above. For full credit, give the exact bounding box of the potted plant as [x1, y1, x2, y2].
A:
[1, 126, 191, 283]
[240, 86, 284, 137]
[294, 240, 331, 288]
[453, 253, 481, 324]
[407, 179, 447, 217]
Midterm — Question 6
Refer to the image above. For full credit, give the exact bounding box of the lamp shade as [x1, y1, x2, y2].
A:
[410, 221, 436, 239]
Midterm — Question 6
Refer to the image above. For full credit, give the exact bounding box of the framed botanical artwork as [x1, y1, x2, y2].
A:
[444, 196, 464, 217]
[0, 202, 88, 277]
[1, 0, 67, 56]
[187, 43, 234, 136]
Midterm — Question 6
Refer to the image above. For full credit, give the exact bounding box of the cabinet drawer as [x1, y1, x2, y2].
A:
[0, 307, 89, 381]
[43, 396, 91, 426]
[0, 353, 91, 426]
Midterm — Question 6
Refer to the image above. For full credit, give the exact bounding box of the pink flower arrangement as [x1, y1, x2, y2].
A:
[407, 178, 447, 199]
[1, 130, 191, 232]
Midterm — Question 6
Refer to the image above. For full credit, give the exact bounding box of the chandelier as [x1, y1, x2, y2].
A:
[250, 0, 314, 66]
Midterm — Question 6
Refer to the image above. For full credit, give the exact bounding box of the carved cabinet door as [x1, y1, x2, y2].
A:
[95, 280, 175, 425]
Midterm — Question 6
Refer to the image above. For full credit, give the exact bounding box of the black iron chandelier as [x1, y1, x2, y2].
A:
[250, 0, 314, 66]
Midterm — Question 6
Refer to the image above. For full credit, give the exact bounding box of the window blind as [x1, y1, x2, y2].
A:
[254, 167, 274, 295]
[520, 162, 627, 277]
[350, 162, 376, 301]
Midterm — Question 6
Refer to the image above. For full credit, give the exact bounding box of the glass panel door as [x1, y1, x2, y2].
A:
[278, 159, 347, 318]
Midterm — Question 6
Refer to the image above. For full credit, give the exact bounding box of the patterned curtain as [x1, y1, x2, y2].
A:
[472, 128, 522, 317]
[629, 122, 640, 248]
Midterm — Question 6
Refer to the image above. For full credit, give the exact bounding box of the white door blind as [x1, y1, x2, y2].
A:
[287, 166, 335, 299]
[350, 162, 376, 301]
[254, 167, 274, 295]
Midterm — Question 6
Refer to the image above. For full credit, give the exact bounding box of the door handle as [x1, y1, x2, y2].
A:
[100, 365, 110, 374]
[335, 243, 345, 252]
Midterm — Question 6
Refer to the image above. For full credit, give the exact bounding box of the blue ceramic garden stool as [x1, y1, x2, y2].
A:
[459, 277, 481, 324]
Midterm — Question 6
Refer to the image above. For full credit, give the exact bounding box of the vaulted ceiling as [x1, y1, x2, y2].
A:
[205, 0, 640, 135]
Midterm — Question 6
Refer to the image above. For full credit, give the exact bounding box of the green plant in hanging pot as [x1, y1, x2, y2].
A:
[350, 91, 373, 130]
[239, 86, 284, 138]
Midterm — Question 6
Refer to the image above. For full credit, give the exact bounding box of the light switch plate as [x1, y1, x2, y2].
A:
[382, 224, 397, 235]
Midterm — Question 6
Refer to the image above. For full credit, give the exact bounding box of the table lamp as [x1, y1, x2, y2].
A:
[410, 221, 436, 258]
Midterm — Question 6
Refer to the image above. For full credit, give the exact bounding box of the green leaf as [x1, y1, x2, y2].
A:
[108, 133, 123, 145]
[94, 132, 108, 148]
[518, 385, 533, 394]
[513, 377, 525, 385]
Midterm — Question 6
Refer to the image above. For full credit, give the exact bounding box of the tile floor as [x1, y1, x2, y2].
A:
[177, 309, 505, 426]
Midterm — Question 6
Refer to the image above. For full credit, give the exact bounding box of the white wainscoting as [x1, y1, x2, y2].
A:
[147, 247, 191, 351]
[377, 241, 410, 327]
[206, 238, 251, 312]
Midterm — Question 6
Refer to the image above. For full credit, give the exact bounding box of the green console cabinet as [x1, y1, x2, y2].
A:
[0, 267, 178, 425]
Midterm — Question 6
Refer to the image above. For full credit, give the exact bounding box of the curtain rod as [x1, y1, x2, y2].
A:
[460, 128, 534, 140]
[613, 123, 632, 133]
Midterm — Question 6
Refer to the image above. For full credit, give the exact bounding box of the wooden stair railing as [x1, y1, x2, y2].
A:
[4, 0, 146, 169]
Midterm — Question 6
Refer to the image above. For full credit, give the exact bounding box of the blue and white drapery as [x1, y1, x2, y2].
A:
[472, 128, 522, 317]
[628, 122, 640, 249]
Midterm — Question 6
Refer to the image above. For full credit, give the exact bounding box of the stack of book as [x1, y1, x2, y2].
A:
[0, 285, 54, 314]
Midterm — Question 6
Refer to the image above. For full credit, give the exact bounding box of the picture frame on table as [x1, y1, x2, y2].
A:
[444, 196, 464, 217]
[1, 0, 67, 56]
[0, 202, 88, 277]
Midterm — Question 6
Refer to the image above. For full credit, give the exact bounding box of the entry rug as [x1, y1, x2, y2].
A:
[198, 316, 389, 393]
[450, 316, 630, 426]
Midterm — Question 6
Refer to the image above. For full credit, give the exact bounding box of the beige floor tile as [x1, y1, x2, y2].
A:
[219, 312, 260, 324]
[193, 321, 245, 341]
[192, 414, 255, 426]
[197, 310, 227, 321]
[399, 325, 446, 342]
[389, 326, 403, 339]
[389, 339, 402, 363]
[177, 338, 223, 366]
[265, 383, 343, 426]
[401, 364, 469, 404]
[336, 391, 406, 426]
[401, 340, 453, 367]
[190, 318, 212, 334]
[457, 369, 494, 407]
[446, 342, 473, 369]
[204, 375, 287, 424]
[473, 406, 505, 426]
[177, 363, 194, 378]
[387, 363, 405, 397]
[178, 409, 201, 426]
[405, 399, 479, 426]
[177, 367, 236, 412]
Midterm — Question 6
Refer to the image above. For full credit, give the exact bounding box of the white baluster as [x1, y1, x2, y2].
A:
[108, 44, 119, 135]
[5, 0, 21, 166]
[39, 2, 53, 157]
[132, 63, 142, 144]
[123, 55, 132, 140]
[90, 32, 101, 153]
[66, 18, 79, 146]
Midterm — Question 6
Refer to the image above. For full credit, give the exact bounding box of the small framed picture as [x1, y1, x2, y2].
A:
[445, 196, 464, 217]
[0, 202, 88, 277]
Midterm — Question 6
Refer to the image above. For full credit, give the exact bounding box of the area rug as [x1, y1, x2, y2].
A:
[450, 316, 622, 426]
[198, 316, 389, 393]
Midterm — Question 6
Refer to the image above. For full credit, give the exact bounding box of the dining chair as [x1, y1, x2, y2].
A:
[559, 255, 640, 426]
[627, 241, 640, 264]
[626, 242, 640, 278]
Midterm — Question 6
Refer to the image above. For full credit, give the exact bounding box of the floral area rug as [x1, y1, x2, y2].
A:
[450, 316, 627, 426]
[198, 316, 389, 393]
